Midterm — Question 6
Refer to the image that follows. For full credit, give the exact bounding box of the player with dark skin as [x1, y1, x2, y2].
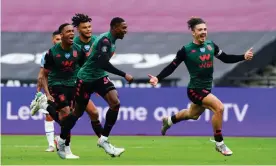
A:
[148, 17, 254, 156]
[42, 24, 75, 119]
[31, 23, 84, 159]
[36, 30, 61, 152]
[37, 31, 61, 98]
[57, 17, 132, 158]
[36, 15, 103, 139]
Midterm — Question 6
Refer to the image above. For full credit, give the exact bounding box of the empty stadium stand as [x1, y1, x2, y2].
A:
[2, 0, 276, 87]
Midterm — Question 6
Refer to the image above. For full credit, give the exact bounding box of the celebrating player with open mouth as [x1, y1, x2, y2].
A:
[31, 14, 112, 159]
[36, 30, 61, 153]
[148, 17, 254, 156]
[31, 23, 85, 159]
[55, 17, 133, 158]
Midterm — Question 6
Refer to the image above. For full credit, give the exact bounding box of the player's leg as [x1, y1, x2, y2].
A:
[85, 100, 103, 138]
[30, 91, 59, 153]
[95, 76, 124, 157]
[44, 114, 55, 152]
[162, 103, 205, 135]
[55, 86, 80, 159]
[30, 87, 77, 159]
[57, 111, 76, 159]
[55, 79, 92, 159]
[59, 78, 90, 134]
[45, 87, 56, 151]
[201, 93, 233, 156]
[102, 89, 120, 137]
[161, 88, 207, 135]
[62, 86, 85, 159]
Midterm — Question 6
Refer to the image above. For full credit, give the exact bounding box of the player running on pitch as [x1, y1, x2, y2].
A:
[55, 17, 133, 158]
[72, 13, 104, 138]
[34, 15, 104, 143]
[31, 23, 86, 159]
[36, 30, 61, 152]
[148, 17, 254, 156]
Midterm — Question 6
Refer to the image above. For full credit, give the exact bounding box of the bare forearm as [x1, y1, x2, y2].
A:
[42, 76, 50, 95]
[37, 68, 44, 92]
[40, 69, 50, 95]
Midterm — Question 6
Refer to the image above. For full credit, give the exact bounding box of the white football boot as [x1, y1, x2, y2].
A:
[210, 139, 233, 156]
[54, 136, 66, 159]
[64, 145, 80, 159]
[97, 136, 125, 157]
[161, 116, 172, 136]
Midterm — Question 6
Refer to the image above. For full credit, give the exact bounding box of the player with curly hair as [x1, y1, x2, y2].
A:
[148, 17, 254, 156]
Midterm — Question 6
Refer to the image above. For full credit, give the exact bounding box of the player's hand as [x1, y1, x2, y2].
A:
[148, 74, 158, 86]
[46, 94, 54, 102]
[244, 47, 254, 61]
[36, 85, 42, 92]
[125, 74, 134, 83]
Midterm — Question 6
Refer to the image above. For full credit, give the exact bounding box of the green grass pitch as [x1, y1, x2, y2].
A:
[1, 135, 276, 165]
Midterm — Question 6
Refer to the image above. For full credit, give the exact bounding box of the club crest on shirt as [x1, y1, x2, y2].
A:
[207, 45, 212, 51]
[84, 45, 90, 51]
[65, 53, 71, 59]
[200, 47, 206, 52]
[73, 50, 78, 57]
[103, 38, 109, 43]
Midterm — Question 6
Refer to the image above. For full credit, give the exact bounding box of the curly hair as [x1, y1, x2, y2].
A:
[72, 13, 92, 27]
[187, 17, 205, 30]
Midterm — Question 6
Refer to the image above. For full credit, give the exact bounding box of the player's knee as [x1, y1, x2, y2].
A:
[58, 110, 70, 121]
[87, 110, 99, 121]
[60, 107, 71, 115]
[45, 114, 54, 121]
[109, 99, 120, 111]
[214, 103, 224, 115]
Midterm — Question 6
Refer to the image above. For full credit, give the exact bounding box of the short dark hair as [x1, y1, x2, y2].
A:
[187, 17, 206, 30]
[72, 13, 92, 27]
[58, 23, 71, 33]
[110, 17, 125, 29]
[52, 30, 60, 36]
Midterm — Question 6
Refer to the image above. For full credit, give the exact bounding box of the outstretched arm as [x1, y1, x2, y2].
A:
[148, 47, 186, 86]
[156, 47, 186, 81]
[213, 42, 253, 63]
